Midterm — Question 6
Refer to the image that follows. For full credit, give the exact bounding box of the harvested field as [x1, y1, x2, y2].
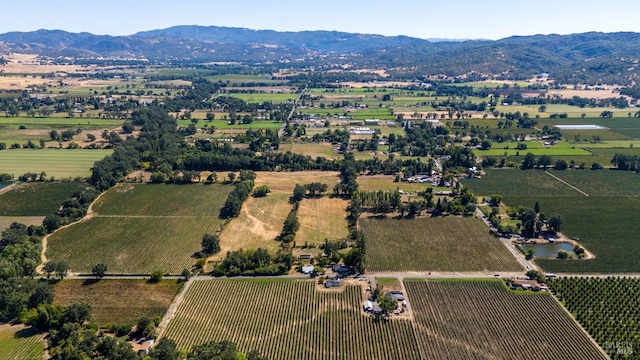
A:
[254, 171, 340, 195]
[277, 143, 336, 158]
[217, 194, 290, 257]
[295, 197, 349, 245]
[53, 279, 182, 326]
[406, 280, 606, 360]
[361, 216, 522, 272]
[0, 216, 45, 231]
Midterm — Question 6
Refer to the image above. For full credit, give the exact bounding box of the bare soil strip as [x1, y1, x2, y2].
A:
[544, 171, 589, 196]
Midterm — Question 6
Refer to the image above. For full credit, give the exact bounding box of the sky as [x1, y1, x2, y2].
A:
[1, 0, 639, 40]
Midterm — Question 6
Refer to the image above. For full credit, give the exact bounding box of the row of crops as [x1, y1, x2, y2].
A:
[162, 279, 421, 360]
[549, 277, 640, 359]
[361, 217, 523, 272]
[162, 279, 606, 360]
[0, 326, 44, 360]
[405, 280, 607, 360]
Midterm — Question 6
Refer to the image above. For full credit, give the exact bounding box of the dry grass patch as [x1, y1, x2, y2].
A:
[254, 171, 340, 195]
[53, 279, 182, 326]
[357, 174, 430, 192]
[216, 194, 290, 258]
[295, 197, 348, 245]
[277, 143, 336, 159]
[0, 216, 44, 231]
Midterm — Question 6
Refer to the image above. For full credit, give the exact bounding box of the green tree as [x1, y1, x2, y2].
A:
[377, 294, 397, 316]
[201, 233, 220, 255]
[525, 248, 535, 260]
[149, 338, 179, 360]
[149, 270, 164, 283]
[252, 185, 271, 197]
[548, 215, 563, 233]
[91, 263, 107, 279]
[557, 250, 569, 259]
[536, 155, 553, 169]
[54, 261, 69, 280]
[521, 153, 536, 170]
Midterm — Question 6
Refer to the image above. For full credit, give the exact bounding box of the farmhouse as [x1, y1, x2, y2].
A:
[301, 265, 315, 274]
[325, 279, 341, 288]
[332, 264, 351, 273]
[298, 254, 312, 261]
[386, 291, 405, 301]
[511, 278, 547, 291]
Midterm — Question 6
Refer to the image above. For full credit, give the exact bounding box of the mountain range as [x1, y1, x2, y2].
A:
[0, 25, 639, 84]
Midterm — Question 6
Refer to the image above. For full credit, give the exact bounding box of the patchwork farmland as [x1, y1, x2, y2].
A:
[463, 169, 640, 273]
[161, 279, 605, 359]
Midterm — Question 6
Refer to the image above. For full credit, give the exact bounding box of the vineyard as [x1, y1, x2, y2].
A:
[162, 279, 422, 360]
[509, 196, 640, 273]
[361, 217, 522, 272]
[549, 277, 640, 359]
[0, 325, 44, 360]
[0, 181, 85, 216]
[405, 280, 606, 360]
[47, 216, 224, 273]
[54, 279, 182, 326]
[461, 169, 582, 197]
[46, 183, 232, 274]
[91, 183, 233, 216]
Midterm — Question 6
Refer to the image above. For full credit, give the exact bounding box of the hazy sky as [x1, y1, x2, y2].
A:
[2, 0, 639, 40]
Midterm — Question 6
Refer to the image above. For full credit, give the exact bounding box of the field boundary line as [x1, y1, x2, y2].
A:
[37, 188, 110, 274]
[93, 215, 218, 218]
[156, 278, 194, 340]
[549, 291, 610, 358]
[544, 171, 589, 196]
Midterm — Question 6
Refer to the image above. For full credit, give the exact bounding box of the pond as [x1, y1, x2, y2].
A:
[520, 242, 575, 258]
[0, 182, 11, 190]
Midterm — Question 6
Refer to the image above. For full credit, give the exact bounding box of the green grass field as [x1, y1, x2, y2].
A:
[177, 119, 284, 130]
[47, 183, 232, 274]
[361, 216, 523, 272]
[476, 147, 593, 156]
[0, 116, 123, 130]
[54, 279, 182, 326]
[0, 181, 87, 216]
[224, 93, 298, 103]
[0, 149, 112, 178]
[0, 325, 45, 360]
